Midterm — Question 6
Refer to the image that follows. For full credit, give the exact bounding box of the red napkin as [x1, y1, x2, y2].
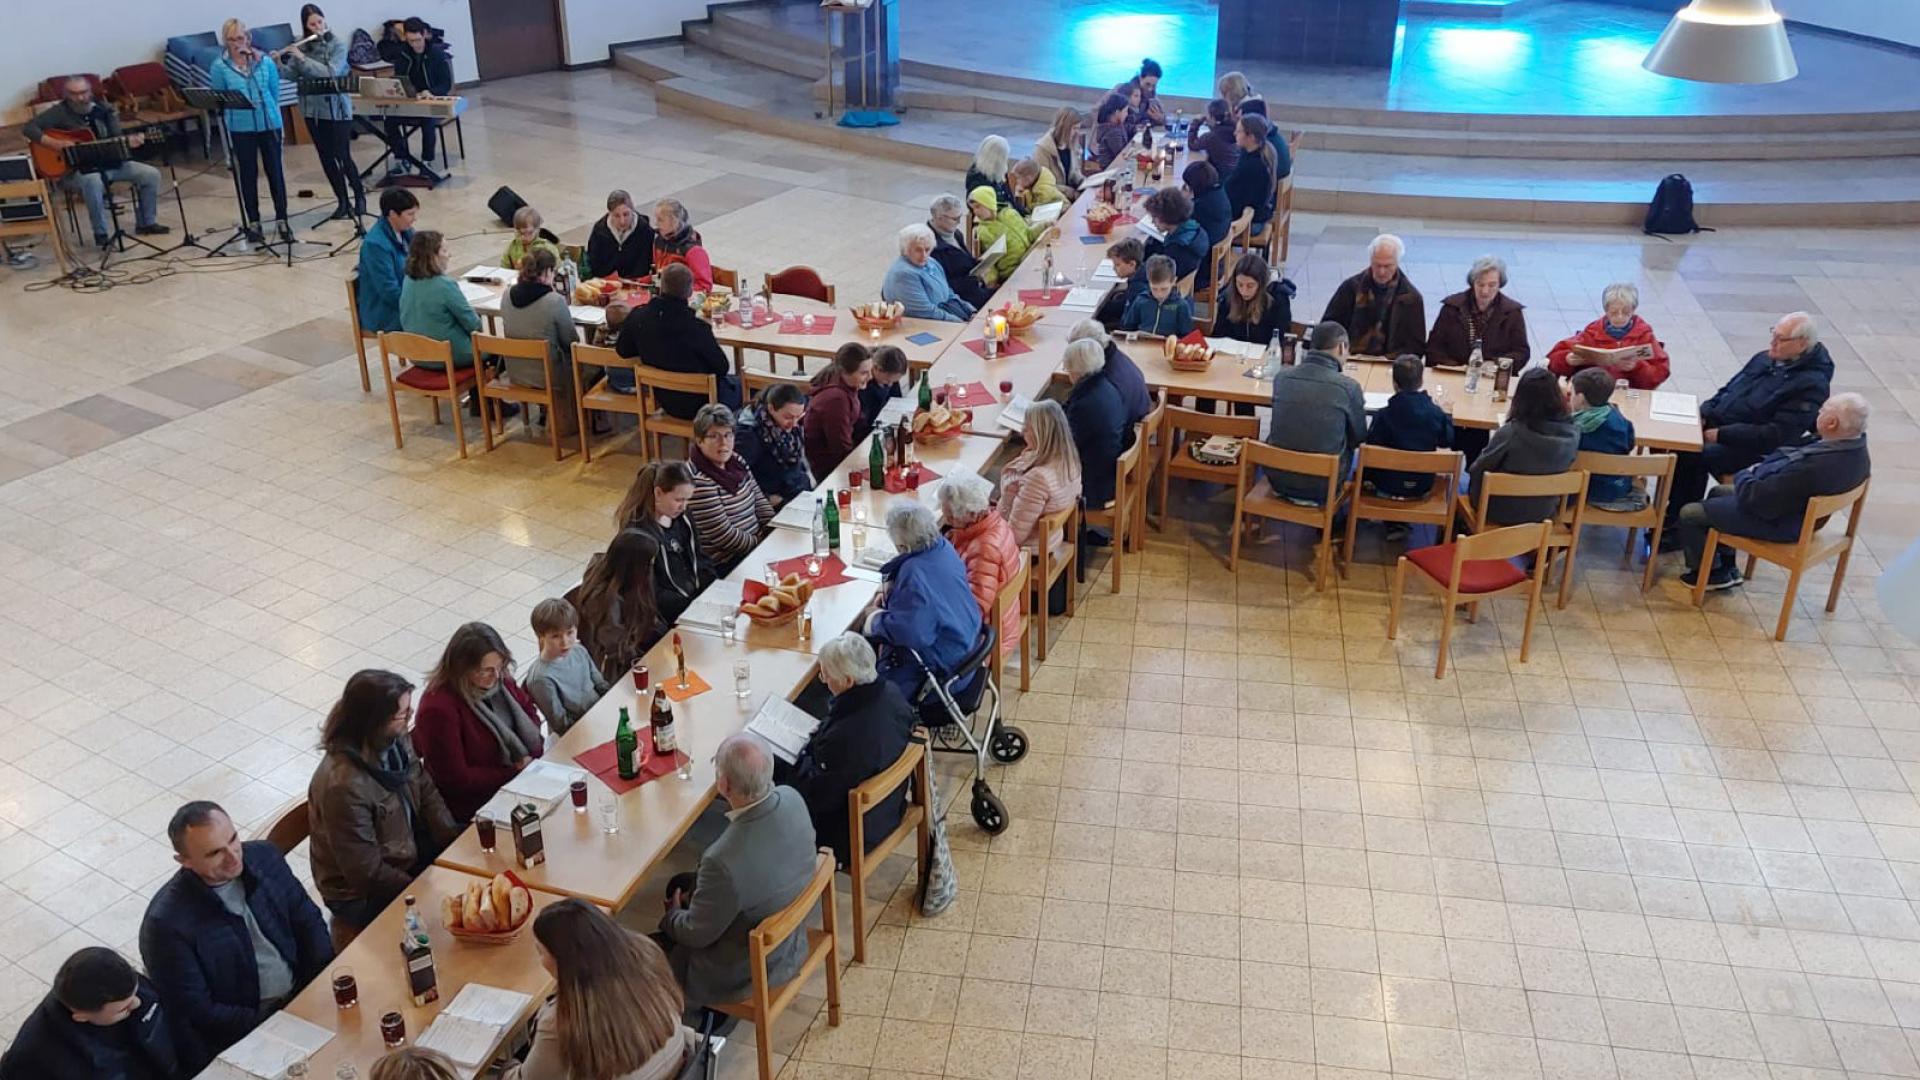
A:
[1178, 329, 1208, 346]
[883, 463, 942, 493]
[961, 336, 1034, 359]
[574, 732, 677, 795]
[940, 381, 993, 407]
[778, 314, 838, 335]
[766, 552, 854, 589]
[1112, 213, 1138, 226]
[1016, 288, 1068, 308]
[725, 309, 777, 328]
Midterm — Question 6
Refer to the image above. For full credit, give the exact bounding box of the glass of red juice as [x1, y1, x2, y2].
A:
[569, 779, 588, 812]
[331, 968, 357, 1009]
[475, 815, 496, 852]
[380, 1011, 406, 1049]
[632, 661, 649, 694]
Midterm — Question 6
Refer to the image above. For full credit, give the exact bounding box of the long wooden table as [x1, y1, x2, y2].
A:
[710, 297, 970, 376]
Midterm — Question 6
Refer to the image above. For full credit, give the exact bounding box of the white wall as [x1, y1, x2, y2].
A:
[557, 0, 712, 66]
[1776, 0, 1920, 49]
[0, 0, 477, 112]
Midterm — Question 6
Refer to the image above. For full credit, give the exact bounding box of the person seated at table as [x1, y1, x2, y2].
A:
[413, 622, 545, 824]
[1061, 339, 1133, 516]
[500, 247, 583, 437]
[969, 186, 1038, 288]
[1112, 81, 1146, 140]
[928, 194, 991, 309]
[586, 189, 653, 279]
[1467, 367, 1580, 526]
[374, 1048, 461, 1080]
[138, 800, 332, 1073]
[1067, 319, 1150, 425]
[1362, 355, 1454, 509]
[0, 948, 180, 1080]
[736, 383, 811, 507]
[23, 77, 168, 250]
[1120, 255, 1194, 337]
[1428, 254, 1528, 371]
[1212, 253, 1292, 346]
[1091, 93, 1132, 170]
[1235, 99, 1293, 179]
[999, 400, 1084, 549]
[1009, 158, 1066, 218]
[688, 404, 776, 573]
[784, 633, 918, 866]
[660, 735, 818, 1022]
[1128, 58, 1169, 128]
[1142, 188, 1209, 288]
[523, 598, 609, 736]
[1547, 282, 1670, 390]
[1034, 107, 1085, 200]
[356, 187, 419, 334]
[1322, 233, 1426, 358]
[964, 134, 1015, 211]
[1265, 321, 1365, 506]
[611, 262, 739, 409]
[615, 461, 717, 624]
[1184, 161, 1232, 268]
[514, 899, 700, 1080]
[802, 343, 874, 478]
[1217, 70, 1254, 113]
[1094, 237, 1148, 331]
[1569, 367, 1646, 512]
[1187, 98, 1240, 174]
[1227, 115, 1278, 246]
[860, 345, 909, 431]
[1663, 311, 1833, 542]
[575, 528, 668, 682]
[864, 503, 984, 701]
[652, 197, 713, 293]
[884, 223, 975, 323]
[937, 470, 1023, 657]
[501, 205, 561, 269]
[1677, 392, 1871, 592]
[308, 670, 459, 946]
[400, 229, 492, 416]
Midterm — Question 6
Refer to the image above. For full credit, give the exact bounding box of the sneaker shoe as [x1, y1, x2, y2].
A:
[135, 223, 171, 236]
[1680, 565, 1743, 592]
[1384, 523, 1410, 543]
[1656, 531, 1684, 555]
[93, 232, 111, 248]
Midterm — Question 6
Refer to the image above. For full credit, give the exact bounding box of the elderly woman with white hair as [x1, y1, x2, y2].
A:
[652, 197, 712, 292]
[937, 469, 1023, 656]
[686, 403, 775, 572]
[882, 224, 975, 322]
[1321, 233, 1427, 358]
[864, 502, 983, 699]
[780, 633, 918, 865]
[1547, 281, 1671, 390]
[1068, 318, 1151, 425]
[964, 134, 1015, 210]
[1061, 338, 1134, 513]
[926, 194, 990, 308]
[1427, 254, 1529, 370]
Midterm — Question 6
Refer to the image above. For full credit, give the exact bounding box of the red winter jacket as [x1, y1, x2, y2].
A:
[412, 680, 544, 822]
[1546, 316, 1670, 390]
[948, 512, 1024, 657]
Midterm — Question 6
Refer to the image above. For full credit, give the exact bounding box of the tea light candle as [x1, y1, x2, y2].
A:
[991, 315, 1008, 340]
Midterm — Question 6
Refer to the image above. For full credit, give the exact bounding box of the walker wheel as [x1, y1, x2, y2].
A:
[989, 726, 1029, 764]
[970, 782, 1008, 835]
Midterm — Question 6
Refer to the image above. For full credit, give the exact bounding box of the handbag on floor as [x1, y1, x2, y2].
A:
[914, 731, 958, 917]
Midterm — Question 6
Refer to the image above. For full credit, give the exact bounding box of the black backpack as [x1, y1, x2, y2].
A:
[1644, 174, 1710, 237]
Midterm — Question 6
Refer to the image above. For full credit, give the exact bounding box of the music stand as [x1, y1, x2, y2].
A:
[297, 75, 369, 257]
[181, 86, 265, 259]
[61, 140, 163, 271]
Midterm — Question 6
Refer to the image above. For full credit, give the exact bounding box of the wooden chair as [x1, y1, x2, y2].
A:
[1135, 390, 1168, 534]
[845, 741, 932, 964]
[255, 796, 310, 854]
[377, 331, 475, 459]
[472, 333, 566, 460]
[343, 275, 374, 392]
[1269, 172, 1296, 266]
[1389, 521, 1552, 679]
[1571, 450, 1676, 591]
[0, 179, 68, 277]
[1341, 447, 1463, 576]
[766, 265, 836, 306]
[1692, 478, 1869, 641]
[1193, 208, 1252, 324]
[560, 243, 584, 269]
[1082, 421, 1149, 593]
[1029, 503, 1079, 662]
[1155, 406, 1260, 532]
[1230, 442, 1344, 589]
[1176, 270, 1196, 300]
[992, 560, 1031, 693]
[711, 849, 841, 1080]
[742, 367, 812, 403]
[712, 265, 740, 291]
[571, 343, 645, 462]
[1458, 470, 1589, 609]
[635, 367, 718, 460]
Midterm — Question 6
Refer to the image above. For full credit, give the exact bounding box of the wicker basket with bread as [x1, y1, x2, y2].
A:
[851, 301, 905, 331]
[739, 573, 816, 627]
[442, 870, 534, 945]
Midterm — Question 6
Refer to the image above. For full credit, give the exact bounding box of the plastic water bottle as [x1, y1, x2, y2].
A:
[1464, 341, 1483, 394]
[1261, 330, 1282, 378]
[810, 497, 829, 572]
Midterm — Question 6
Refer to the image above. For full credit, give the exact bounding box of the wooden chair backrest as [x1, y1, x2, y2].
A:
[767, 265, 835, 305]
[1176, 270, 1196, 299]
[473, 332, 548, 363]
[574, 341, 635, 372]
[1454, 521, 1551, 565]
[257, 796, 311, 854]
[712, 266, 740, 291]
[1241, 441, 1342, 508]
[1472, 468, 1587, 531]
[346, 276, 373, 340]
[993, 558, 1030, 631]
[749, 850, 833, 965]
[1166, 405, 1260, 444]
[379, 331, 452, 367]
[1794, 478, 1870, 547]
[636, 367, 718, 415]
[1358, 445, 1463, 480]
[852, 741, 924, 816]
[1140, 388, 1168, 446]
[1574, 450, 1675, 480]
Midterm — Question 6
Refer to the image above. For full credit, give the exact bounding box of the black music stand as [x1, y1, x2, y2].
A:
[181, 86, 267, 259]
[60, 140, 163, 271]
[296, 75, 369, 257]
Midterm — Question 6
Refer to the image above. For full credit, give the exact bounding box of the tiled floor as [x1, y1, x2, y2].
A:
[4, 62, 1920, 1080]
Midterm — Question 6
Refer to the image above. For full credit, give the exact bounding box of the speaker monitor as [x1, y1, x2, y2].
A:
[488, 185, 527, 227]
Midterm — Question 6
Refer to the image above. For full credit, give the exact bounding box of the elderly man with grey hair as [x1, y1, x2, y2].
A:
[883, 222, 975, 322]
[778, 633, 917, 866]
[927, 193, 992, 308]
[1067, 318, 1151, 424]
[24, 76, 168, 247]
[1321, 233, 1426, 357]
[863, 502, 983, 700]
[1062, 338, 1134, 513]
[1663, 310, 1836, 540]
[660, 733, 818, 1022]
[1677, 391, 1870, 591]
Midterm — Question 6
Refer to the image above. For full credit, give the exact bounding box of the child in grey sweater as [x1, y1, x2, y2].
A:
[523, 598, 609, 735]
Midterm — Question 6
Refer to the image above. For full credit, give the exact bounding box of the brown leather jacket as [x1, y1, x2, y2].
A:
[307, 738, 459, 924]
[1427, 289, 1530, 369]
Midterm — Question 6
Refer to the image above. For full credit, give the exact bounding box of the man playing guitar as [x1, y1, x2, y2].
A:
[23, 77, 170, 249]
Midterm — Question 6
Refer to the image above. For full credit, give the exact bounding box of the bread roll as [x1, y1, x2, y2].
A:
[464, 882, 485, 928]
[441, 894, 464, 930]
[476, 887, 499, 932]
[489, 873, 513, 921]
[508, 886, 532, 929]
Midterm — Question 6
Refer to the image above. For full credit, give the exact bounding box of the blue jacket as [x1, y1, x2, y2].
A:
[882, 255, 973, 322]
[1574, 406, 1637, 503]
[1065, 369, 1133, 507]
[0, 976, 178, 1080]
[859, 378, 901, 432]
[356, 219, 413, 333]
[1102, 341, 1152, 426]
[1148, 219, 1210, 289]
[1191, 186, 1232, 283]
[1705, 434, 1869, 543]
[139, 841, 333, 1073]
[1096, 267, 1150, 330]
[787, 678, 917, 866]
[735, 407, 812, 505]
[870, 540, 982, 697]
[1121, 291, 1194, 337]
[1701, 344, 1833, 457]
[1364, 389, 1455, 498]
[209, 53, 283, 134]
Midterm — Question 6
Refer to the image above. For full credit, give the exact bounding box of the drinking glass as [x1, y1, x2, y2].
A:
[999, 379, 1013, 403]
[806, 554, 823, 576]
[734, 659, 753, 700]
[474, 815, 496, 852]
[675, 749, 693, 782]
[331, 967, 357, 1009]
[720, 610, 739, 640]
[379, 1011, 406, 1049]
[631, 661, 649, 694]
[599, 793, 620, 835]
[802, 314, 815, 331]
[944, 375, 958, 403]
[569, 779, 588, 813]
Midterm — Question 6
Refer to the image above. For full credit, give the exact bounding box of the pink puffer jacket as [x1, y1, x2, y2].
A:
[947, 511, 1023, 656]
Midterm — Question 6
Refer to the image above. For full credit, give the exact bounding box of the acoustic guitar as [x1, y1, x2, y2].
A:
[29, 124, 166, 181]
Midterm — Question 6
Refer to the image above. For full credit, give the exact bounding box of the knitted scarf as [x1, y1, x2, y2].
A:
[1573, 404, 1614, 434]
[753, 407, 806, 474]
[691, 444, 749, 494]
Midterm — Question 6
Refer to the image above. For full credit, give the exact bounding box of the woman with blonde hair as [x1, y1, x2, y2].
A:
[509, 898, 696, 1080]
[1034, 107, 1085, 199]
[997, 399, 1083, 550]
[373, 1047, 461, 1080]
[1216, 70, 1253, 112]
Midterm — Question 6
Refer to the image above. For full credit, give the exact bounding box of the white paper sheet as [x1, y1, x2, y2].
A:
[678, 597, 735, 632]
[478, 787, 559, 825]
[569, 305, 607, 327]
[1058, 286, 1109, 311]
[770, 497, 817, 532]
[462, 265, 516, 284]
[875, 395, 915, 425]
[970, 234, 1008, 278]
[457, 281, 498, 308]
[216, 1011, 334, 1078]
[1133, 219, 1166, 243]
[1091, 259, 1120, 283]
[1082, 167, 1120, 188]
[995, 395, 1031, 433]
[1649, 390, 1699, 423]
[416, 1013, 498, 1072]
[746, 694, 822, 764]
[1364, 392, 1390, 411]
[1028, 201, 1065, 226]
[444, 982, 534, 1027]
[504, 759, 585, 803]
[1205, 337, 1265, 361]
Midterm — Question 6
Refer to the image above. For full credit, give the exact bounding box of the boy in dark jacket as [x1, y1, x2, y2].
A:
[859, 345, 909, 431]
[1569, 368, 1645, 511]
[612, 263, 738, 412]
[0, 948, 180, 1080]
[1120, 255, 1195, 337]
[1094, 237, 1147, 330]
[1363, 354, 1455, 504]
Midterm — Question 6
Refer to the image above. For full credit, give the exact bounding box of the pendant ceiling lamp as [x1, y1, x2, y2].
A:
[1643, 0, 1797, 84]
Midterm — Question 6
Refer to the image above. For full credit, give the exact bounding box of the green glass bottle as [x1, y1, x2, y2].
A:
[824, 492, 840, 550]
[917, 374, 933, 411]
[868, 430, 886, 481]
[614, 707, 638, 780]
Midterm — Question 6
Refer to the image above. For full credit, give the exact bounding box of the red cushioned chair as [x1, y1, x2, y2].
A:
[765, 265, 836, 306]
[1388, 521, 1551, 680]
[377, 331, 476, 459]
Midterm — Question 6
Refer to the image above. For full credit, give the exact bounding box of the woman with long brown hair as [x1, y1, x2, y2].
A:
[511, 899, 695, 1080]
[1212, 252, 1293, 345]
[613, 461, 714, 624]
[575, 528, 667, 681]
[411, 622, 545, 822]
[398, 229, 481, 372]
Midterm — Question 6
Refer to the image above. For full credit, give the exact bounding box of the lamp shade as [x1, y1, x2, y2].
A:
[1643, 0, 1797, 84]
